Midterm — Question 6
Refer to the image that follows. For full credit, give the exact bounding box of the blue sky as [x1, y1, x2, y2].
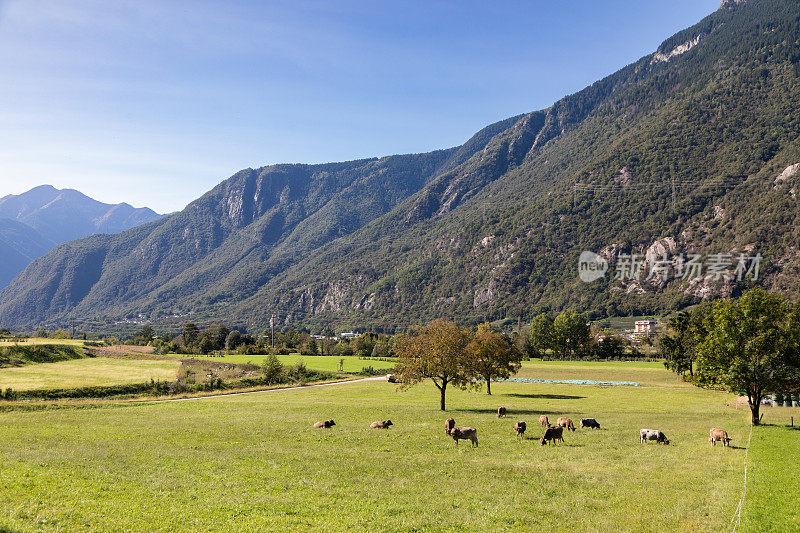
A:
[0, 0, 720, 213]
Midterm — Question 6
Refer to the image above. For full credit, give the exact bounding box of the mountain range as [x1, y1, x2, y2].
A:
[1, 0, 799, 331]
[0, 185, 162, 288]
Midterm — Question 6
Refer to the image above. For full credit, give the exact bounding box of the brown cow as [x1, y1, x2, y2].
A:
[513, 421, 527, 438]
[557, 417, 576, 432]
[313, 419, 336, 428]
[709, 428, 731, 446]
[370, 420, 393, 429]
[497, 407, 507, 418]
[445, 418, 455, 436]
[540, 425, 564, 446]
[450, 427, 478, 447]
[539, 415, 550, 427]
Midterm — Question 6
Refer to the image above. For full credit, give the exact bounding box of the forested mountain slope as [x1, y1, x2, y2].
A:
[0, 186, 163, 289]
[2, 0, 800, 331]
[0, 218, 54, 289]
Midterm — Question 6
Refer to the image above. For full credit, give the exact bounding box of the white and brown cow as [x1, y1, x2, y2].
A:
[640, 429, 669, 445]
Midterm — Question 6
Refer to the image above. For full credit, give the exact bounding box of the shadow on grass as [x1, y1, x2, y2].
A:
[453, 408, 564, 416]
[504, 393, 586, 400]
[756, 423, 800, 430]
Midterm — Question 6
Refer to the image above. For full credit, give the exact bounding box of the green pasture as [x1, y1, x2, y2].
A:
[1, 362, 797, 532]
[0, 337, 87, 347]
[740, 408, 800, 532]
[166, 353, 396, 373]
[0, 358, 179, 391]
[518, 360, 689, 388]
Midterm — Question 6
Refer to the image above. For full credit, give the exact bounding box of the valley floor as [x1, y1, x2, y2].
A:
[0, 363, 797, 532]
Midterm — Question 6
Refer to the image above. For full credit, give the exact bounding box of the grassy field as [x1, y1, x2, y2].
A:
[0, 338, 87, 347]
[1, 360, 796, 532]
[0, 358, 179, 391]
[518, 360, 690, 388]
[165, 353, 396, 373]
[736, 406, 800, 533]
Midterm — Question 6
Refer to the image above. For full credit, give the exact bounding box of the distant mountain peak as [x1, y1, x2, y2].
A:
[0, 185, 163, 244]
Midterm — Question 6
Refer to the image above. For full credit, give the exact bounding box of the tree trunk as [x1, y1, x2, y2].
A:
[750, 400, 761, 426]
[440, 382, 447, 411]
[486, 378, 492, 395]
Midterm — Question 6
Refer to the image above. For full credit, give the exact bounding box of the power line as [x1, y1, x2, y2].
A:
[571, 175, 741, 211]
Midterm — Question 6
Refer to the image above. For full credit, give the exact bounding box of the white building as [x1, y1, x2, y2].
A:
[633, 320, 657, 335]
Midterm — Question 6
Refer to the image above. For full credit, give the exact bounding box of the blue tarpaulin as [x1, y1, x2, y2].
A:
[498, 378, 641, 387]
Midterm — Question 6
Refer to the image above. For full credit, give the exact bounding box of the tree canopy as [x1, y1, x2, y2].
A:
[466, 324, 522, 395]
[395, 319, 473, 411]
[697, 288, 800, 425]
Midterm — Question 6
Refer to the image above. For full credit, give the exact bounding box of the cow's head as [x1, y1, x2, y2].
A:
[385, 420, 393, 427]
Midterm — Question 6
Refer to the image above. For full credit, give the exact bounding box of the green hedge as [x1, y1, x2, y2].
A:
[0, 344, 86, 368]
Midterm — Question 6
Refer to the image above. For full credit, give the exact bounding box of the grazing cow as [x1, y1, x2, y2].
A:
[386, 374, 397, 383]
[445, 418, 456, 436]
[540, 425, 564, 446]
[313, 419, 336, 428]
[580, 418, 600, 429]
[497, 407, 507, 418]
[557, 417, 576, 432]
[450, 427, 478, 447]
[539, 415, 550, 427]
[513, 421, 527, 438]
[709, 428, 731, 446]
[370, 419, 393, 429]
[640, 429, 669, 445]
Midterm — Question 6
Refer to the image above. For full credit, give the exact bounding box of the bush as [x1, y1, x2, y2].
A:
[358, 366, 388, 377]
[289, 360, 310, 380]
[261, 354, 284, 383]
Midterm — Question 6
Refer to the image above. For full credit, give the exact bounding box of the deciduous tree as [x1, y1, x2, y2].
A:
[466, 324, 522, 395]
[552, 311, 591, 360]
[396, 319, 472, 411]
[527, 313, 554, 359]
[660, 309, 708, 377]
[698, 289, 800, 425]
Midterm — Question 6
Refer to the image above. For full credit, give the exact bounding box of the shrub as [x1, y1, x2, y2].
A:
[261, 354, 284, 383]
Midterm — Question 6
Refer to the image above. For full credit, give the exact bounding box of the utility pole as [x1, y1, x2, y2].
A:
[270, 314, 275, 349]
[670, 165, 677, 212]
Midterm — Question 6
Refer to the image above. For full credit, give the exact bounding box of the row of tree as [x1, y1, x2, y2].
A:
[128, 323, 397, 358]
[523, 310, 632, 360]
[396, 320, 522, 410]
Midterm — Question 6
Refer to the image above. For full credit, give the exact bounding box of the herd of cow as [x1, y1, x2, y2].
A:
[312, 407, 733, 449]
